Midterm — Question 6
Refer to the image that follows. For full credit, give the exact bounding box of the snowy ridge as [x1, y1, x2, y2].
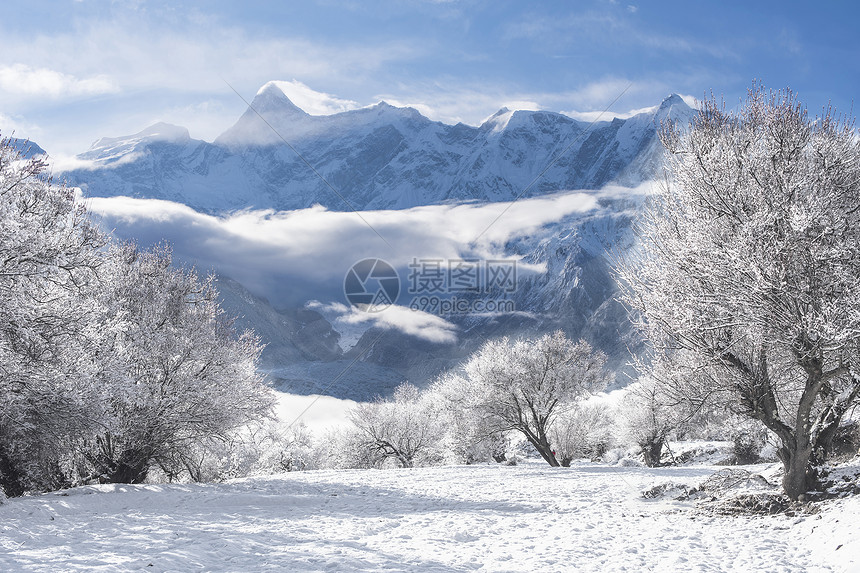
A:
[62, 85, 694, 212]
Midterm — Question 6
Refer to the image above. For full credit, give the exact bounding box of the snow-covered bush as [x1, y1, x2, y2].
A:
[550, 402, 614, 466]
[427, 373, 511, 465]
[155, 420, 320, 482]
[348, 383, 445, 468]
[727, 417, 769, 465]
[79, 243, 276, 484]
[621, 376, 688, 467]
[319, 426, 384, 470]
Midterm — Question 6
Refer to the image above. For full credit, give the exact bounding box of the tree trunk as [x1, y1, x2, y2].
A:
[776, 360, 830, 501]
[641, 439, 663, 467]
[779, 444, 816, 501]
[0, 447, 26, 497]
[529, 435, 559, 467]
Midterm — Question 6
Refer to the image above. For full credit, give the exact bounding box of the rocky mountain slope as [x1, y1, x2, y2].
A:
[65, 84, 691, 212]
[59, 85, 695, 398]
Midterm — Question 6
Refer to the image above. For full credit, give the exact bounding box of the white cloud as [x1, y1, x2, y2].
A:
[562, 105, 657, 123]
[267, 80, 360, 115]
[320, 303, 459, 344]
[272, 392, 357, 432]
[0, 9, 421, 154]
[0, 15, 416, 100]
[0, 112, 41, 141]
[51, 152, 145, 173]
[0, 64, 119, 99]
[84, 187, 629, 342]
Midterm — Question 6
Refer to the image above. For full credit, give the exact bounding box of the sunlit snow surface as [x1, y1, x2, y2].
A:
[0, 460, 856, 572]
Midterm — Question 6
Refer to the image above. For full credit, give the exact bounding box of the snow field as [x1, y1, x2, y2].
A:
[1, 460, 857, 572]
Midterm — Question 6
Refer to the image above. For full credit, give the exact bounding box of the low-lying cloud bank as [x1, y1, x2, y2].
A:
[87, 184, 649, 342]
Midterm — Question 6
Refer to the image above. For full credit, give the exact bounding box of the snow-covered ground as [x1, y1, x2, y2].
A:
[1, 460, 857, 572]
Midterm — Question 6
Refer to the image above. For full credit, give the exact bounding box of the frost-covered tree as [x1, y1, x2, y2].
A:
[82, 243, 275, 484]
[620, 374, 688, 467]
[618, 85, 860, 499]
[0, 135, 105, 495]
[157, 419, 319, 482]
[463, 331, 609, 467]
[550, 402, 614, 466]
[349, 382, 444, 468]
[428, 372, 511, 464]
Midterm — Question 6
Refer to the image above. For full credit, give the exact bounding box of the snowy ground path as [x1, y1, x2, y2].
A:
[0, 461, 857, 572]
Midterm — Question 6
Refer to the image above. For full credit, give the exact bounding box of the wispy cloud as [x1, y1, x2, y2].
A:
[0, 5, 420, 153]
[0, 12, 418, 99]
[84, 187, 625, 341]
[502, 7, 736, 60]
[268, 80, 361, 115]
[311, 302, 458, 344]
[0, 64, 119, 99]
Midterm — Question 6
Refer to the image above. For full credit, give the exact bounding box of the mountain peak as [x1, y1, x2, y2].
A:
[6, 137, 47, 158]
[250, 82, 309, 116]
[87, 122, 190, 154]
[480, 107, 514, 132]
[658, 93, 687, 110]
[653, 93, 695, 125]
[370, 101, 426, 119]
[137, 122, 191, 141]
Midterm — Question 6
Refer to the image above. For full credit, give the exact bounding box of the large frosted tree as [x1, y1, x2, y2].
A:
[0, 136, 105, 495]
[0, 135, 275, 493]
[85, 243, 275, 484]
[618, 85, 860, 500]
[463, 331, 609, 467]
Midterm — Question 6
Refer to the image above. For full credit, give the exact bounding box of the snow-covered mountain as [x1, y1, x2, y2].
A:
[60, 85, 696, 397]
[6, 137, 47, 159]
[65, 83, 692, 212]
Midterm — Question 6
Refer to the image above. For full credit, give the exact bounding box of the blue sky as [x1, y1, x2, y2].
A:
[1, 0, 858, 156]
